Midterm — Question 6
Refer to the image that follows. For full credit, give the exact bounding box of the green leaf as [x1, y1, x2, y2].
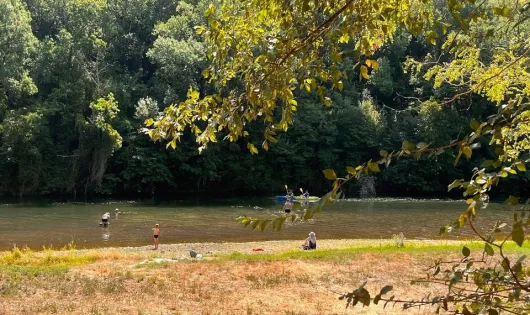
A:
[368, 163, 380, 173]
[495, 147, 504, 156]
[492, 7, 510, 17]
[262, 140, 269, 151]
[371, 60, 379, 70]
[458, 212, 468, 227]
[501, 258, 510, 271]
[365, 59, 379, 70]
[322, 169, 337, 180]
[512, 224, 525, 246]
[481, 160, 494, 168]
[346, 166, 356, 175]
[447, 179, 462, 192]
[453, 150, 462, 166]
[505, 167, 517, 174]
[516, 163, 526, 172]
[425, 30, 437, 45]
[416, 142, 428, 149]
[195, 25, 205, 35]
[484, 244, 494, 256]
[505, 195, 519, 206]
[259, 220, 270, 231]
[338, 34, 350, 44]
[323, 96, 332, 107]
[470, 119, 480, 130]
[276, 216, 287, 231]
[144, 118, 154, 127]
[401, 141, 415, 152]
[247, 143, 258, 154]
[462, 146, 472, 160]
[462, 246, 470, 257]
[360, 65, 369, 80]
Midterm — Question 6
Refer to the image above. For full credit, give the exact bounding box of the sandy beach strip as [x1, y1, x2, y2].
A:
[74, 238, 471, 258]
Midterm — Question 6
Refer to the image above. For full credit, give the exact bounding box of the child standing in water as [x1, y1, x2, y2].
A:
[284, 198, 293, 213]
[152, 224, 160, 250]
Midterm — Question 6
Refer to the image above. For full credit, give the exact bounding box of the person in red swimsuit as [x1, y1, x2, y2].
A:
[152, 224, 160, 250]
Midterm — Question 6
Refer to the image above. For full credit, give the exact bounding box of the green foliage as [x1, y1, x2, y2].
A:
[1, 0, 530, 206]
[88, 93, 122, 150]
[136, 0, 530, 313]
[147, 0, 434, 152]
[0, 0, 37, 98]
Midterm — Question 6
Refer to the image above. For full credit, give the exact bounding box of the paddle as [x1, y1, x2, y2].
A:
[300, 187, 308, 200]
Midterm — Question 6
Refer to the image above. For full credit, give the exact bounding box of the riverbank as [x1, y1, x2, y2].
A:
[76, 239, 473, 256]
[1, 239, 526, 314]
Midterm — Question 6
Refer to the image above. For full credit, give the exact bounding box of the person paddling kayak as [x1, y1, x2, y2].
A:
[285, 185, 294, 202]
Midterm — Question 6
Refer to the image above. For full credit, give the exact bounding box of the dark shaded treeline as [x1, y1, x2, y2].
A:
[0, 0, 527, 199]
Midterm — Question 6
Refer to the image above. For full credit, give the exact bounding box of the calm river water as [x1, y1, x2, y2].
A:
[0, 198, 511, 249]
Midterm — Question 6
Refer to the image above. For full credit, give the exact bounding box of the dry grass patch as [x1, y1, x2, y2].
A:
[1, 240, 527, 314]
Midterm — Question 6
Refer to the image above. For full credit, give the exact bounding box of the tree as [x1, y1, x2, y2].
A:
[147, 0, 530, 313]
[0, 0, 37, 109]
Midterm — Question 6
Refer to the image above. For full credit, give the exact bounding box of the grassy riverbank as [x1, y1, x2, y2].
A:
[0, 239, 527, 314]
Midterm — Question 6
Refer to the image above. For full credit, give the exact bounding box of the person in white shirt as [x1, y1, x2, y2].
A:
[100, 212, 110, 226]
[303, 232, 317, 250]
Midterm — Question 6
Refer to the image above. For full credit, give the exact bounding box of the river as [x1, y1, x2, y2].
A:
[0, 198, 511, 250]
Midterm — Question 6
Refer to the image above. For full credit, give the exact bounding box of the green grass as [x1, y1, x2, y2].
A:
[135, 260, 170, 269]
[0, 264, 69, 276]
[218, 241, 530, 262]
[0, 265, 69, 296]
[0, 246, 101, 266]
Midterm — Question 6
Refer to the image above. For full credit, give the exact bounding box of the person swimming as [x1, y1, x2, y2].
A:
[99, 212, 110, 226]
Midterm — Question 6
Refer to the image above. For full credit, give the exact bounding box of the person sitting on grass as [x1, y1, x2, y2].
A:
[302, 232, 317, 250]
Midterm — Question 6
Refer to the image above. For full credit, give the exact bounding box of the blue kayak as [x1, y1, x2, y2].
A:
[275, 195, 319, 201]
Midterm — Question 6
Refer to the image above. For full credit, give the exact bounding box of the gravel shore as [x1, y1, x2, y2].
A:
[81, 238, 467, 258]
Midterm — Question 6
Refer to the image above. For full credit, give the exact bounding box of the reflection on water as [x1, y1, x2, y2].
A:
[0, 198, 512, 249]
[102, 227, 110, 242]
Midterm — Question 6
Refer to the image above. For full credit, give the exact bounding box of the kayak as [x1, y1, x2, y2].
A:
[275, 195, 320, 201]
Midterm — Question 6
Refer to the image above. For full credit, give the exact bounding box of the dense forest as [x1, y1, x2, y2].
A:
[0, 0, 526, 198]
